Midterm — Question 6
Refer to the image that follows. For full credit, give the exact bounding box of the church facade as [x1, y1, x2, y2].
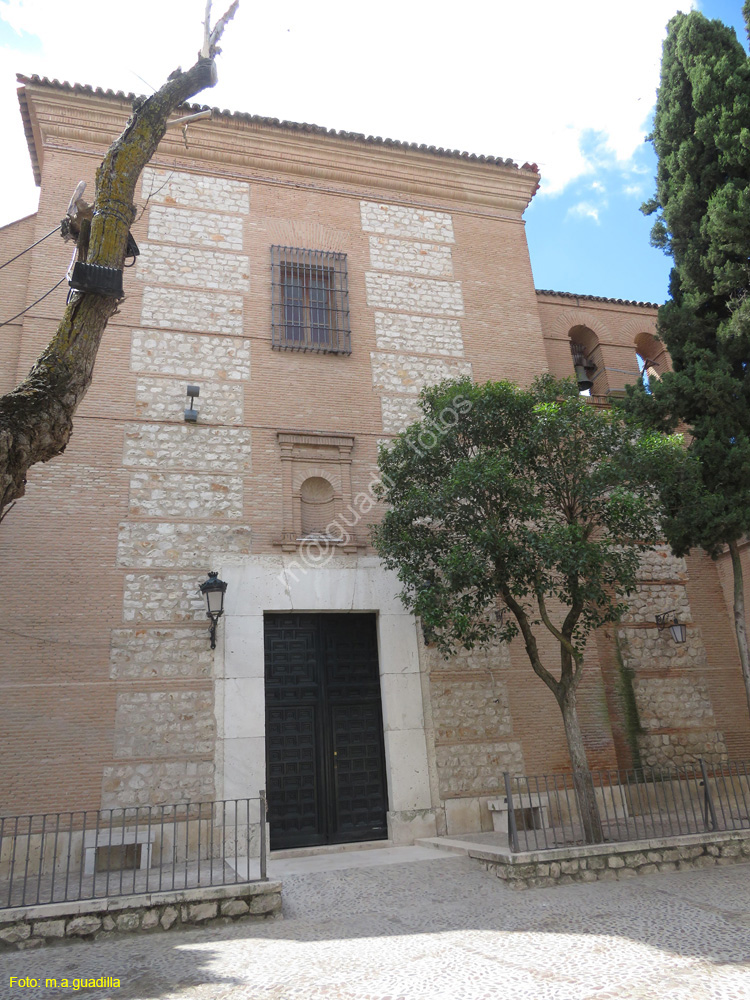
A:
[1, 76, 747, 850]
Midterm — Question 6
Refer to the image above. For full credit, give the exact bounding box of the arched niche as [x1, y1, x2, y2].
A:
[568, 325, 609, 395]
[300, 476, 336, 538]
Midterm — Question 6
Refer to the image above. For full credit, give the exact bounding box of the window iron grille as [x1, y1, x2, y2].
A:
[271, 245, 351, 355]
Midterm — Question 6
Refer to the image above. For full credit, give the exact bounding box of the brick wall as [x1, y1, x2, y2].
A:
[1, 81, 746, 823]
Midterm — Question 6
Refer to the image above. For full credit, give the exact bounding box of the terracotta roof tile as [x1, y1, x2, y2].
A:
[16, 74, 538, 177]
[535, 288, 659, 309]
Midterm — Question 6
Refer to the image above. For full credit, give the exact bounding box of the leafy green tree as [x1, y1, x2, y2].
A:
[373, 376, 686, 844]
[625, 5, 750, 716]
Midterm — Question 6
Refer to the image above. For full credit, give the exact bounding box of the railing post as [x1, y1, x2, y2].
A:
[259, 790, 268, 881]
[503, 772, 520, 853]
[699, 758, 718, 832]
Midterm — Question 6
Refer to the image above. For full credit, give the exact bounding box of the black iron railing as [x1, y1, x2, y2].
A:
[0, 794, 267, 910]
[501, 760, 750, 853]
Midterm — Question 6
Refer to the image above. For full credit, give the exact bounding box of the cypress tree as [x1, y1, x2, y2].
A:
[626, 5, 750, 716]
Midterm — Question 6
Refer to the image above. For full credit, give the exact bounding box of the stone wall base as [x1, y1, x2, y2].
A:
[471, 831, 750, 889]
[0, 880, 281, 951]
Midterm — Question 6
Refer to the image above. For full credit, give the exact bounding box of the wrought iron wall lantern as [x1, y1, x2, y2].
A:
[655, 610, 687, 644]
[199, 571, 227, 649]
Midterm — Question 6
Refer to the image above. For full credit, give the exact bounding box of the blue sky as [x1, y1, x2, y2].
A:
[0, 0, 747, 306]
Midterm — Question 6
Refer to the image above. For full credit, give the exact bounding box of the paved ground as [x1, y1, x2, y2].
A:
[1, 848, 750, 1000]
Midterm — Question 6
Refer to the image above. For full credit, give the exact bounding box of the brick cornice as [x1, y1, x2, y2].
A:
[18, 83, 539, 216]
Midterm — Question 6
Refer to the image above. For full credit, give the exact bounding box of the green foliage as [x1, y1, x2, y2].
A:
[625, 6, 750, 559]
[373, 376, 686, 678]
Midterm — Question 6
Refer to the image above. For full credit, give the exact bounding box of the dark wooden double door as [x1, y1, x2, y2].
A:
[264, 613, 389, 850]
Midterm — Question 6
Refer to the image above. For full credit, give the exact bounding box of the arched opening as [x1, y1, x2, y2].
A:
[569, 326, 608, 396]
[300, 476, 336, 538]
[634, 332, 668, 390]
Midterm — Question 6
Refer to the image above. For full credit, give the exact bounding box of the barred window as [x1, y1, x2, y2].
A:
[271, 246, 351, 354]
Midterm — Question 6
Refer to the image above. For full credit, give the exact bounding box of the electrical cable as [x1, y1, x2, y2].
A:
[0, 274, 68, 329]
[0, 224, 61, 270]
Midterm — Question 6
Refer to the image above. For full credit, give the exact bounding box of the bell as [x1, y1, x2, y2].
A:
[575, 365, 593, 391]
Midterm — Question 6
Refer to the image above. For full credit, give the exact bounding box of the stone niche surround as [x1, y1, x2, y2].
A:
[216, 555, 438, 846]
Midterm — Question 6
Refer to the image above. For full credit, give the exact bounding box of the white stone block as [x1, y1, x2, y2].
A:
[365, 273, 464, 316]
[136, 243, 250, 292]
[141, 286, 243, 335]
[221, 677, 266, 740]
[360, 201, 454, 242]
[377, 615, 420, 673]
[381, 673, 425, 732]
[222, 738, 267, 801]
[122, 574, 205, 624]
[123, 423, 251, 473]
[128, 471, 243, 519]
[147, 205, 244, 250]
[369, 236, 453, 277]
[223, 615, 266, 679]
[142, 168, 250, 214]
[371, 352, 472, 395]
[380, 395, 422, 434]
[116, 522, 252, 568]
[383, 728, 432, 811]
[131, 330, 251, 381]
[374, 312, 464, 357]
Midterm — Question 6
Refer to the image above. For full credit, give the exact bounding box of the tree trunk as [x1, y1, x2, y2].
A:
[0, 58, 221, 518]
[727, 538, 750, 720]
[559, 688, 604, 844]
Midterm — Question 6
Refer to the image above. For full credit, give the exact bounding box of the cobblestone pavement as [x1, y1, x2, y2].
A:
[2, 850, 750, 1000]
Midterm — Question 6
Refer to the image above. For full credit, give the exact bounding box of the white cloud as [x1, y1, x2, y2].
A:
[0, 0, 696, 227]
[567, 201, 601, 223]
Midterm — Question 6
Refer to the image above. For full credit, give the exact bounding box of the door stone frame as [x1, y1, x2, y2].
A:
[215, 554, 438, 845]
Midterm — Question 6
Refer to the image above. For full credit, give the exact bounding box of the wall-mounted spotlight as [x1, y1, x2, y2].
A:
[199, 571, 227, 649]
[185, 385, 200, 422]
[656, 610, 687, 644]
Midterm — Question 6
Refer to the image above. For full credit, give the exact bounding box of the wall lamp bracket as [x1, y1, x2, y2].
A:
[185, 384, 200, 422]
[656, 610, 687, 644]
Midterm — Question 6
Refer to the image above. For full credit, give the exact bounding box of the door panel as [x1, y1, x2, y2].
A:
[264, 613, 388, 850]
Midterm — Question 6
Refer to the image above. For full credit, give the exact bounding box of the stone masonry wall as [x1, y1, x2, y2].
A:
[104, 168, 253, 808]
[0, 882, 282, 952]
[374, 312, 464, 357]
[141, 167, 251, 214]
[615, 545, 727, 767]
[110, 627, 212, 679]
[131, 330, 251, 380]
[135, 377, 243, 425]
[365, 273, 465, 316]
[147, 204, 244, 250]
[116, 522, 253, 569]
[123, 424, 252, 473]
[479, 832, 750, 890]
[128, 472, 244, 519]
[122, 575, 206, 624]
[137, 243, 250, 293]
[368, 237, 454, 277]
[422, 635, 526, 802]
[380, 395, 422, 434]
[112, 690, 215, 758]
[362, 199, 471, 435]
[102, 761, 216, 808]
[360, 201, 455, 242]
[371, 353, 472, 394]
[140, 287, 244, 334]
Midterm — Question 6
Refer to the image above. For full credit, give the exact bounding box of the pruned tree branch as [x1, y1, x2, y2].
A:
[201, 0, 239, 59]
[0, 6, 239, 518]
